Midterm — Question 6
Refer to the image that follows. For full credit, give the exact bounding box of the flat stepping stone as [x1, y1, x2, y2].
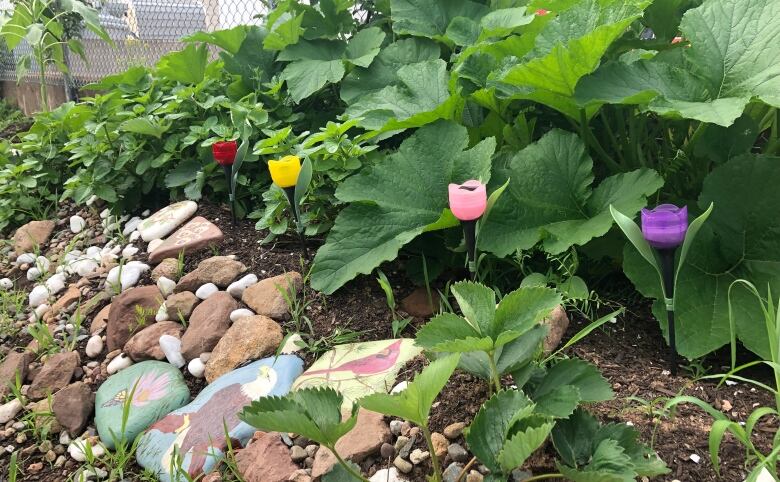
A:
[136, 355, 303, 481]
[138, 201, 198, 242]
[293, 339, 421, 408]
[95, 361, 190, 449]
[148, 216, 223, 264]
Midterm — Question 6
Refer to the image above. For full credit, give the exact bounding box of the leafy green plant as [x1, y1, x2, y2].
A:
[375, 269, 412, 337]
[360, 354, 461, 482]
[0, 0, 112, 111]
[415, 281, 561, 393]
[240, 387, 365, 481]
[28, 318, 58, 357]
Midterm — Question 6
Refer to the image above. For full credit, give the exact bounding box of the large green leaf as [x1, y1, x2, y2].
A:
[359, 354, 460, 426]
[344, 59, 460, 131]
[60, 0, 112, 44]
[310, 121, 495, 294]
[156, 43, 208, 84]
[490, 0, 649, 118]
[119, 117, 170, 139]
[497, 420, 554, 472]
[341, 38, 441, 103]
[532, 359, 613, 404]
[185, 26, 248, 54]
[479, 129, 663, 257]
[623, 155, 780, 359]
[280, 27, 385, 102]
[465, 390, 536, 473]
[576, 0, 780, 126]
[391, 0, 489, 41]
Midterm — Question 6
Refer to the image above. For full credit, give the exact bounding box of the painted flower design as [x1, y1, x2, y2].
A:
[131, 371, 170, 407]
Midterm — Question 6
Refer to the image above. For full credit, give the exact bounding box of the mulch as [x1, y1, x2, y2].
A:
[1, 199, 775, 482]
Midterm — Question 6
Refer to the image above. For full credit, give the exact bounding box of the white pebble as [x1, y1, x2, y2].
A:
[187, 358, 205, 378]
[122, 217, 142, 236]
[280, 333, 304, 354]
[147, 238, 164, 253]
[229, 308, 254, 322]
[226, 274, 258, 298]
[106, 353, 133, 374]
[86, 195, 98, 206]
[129, 231, 141, 242]
[33, 304, 49, 320]
[159, 335, 185, 368]
[195, 283, 218, 300]
[45, 273, 66, 295]
[391, 381, 408, 394]
[142, 209, 150, 217]
[121, 244, 139, 259]
[155, 303, 169, 322]
[0, 399, 23, 424]
[100, 209, 110, 219]
[86, 335, 103, 358]
[29, 285, 49, 308]
[0, 278, 12, 290]
[68, 439, 105, 462]
[157, 277, 176, 298]
[16, 253, 35, 265]
[26, 267, 42, 281]
[69, 215, 86, 234]
[689, 454, 700, 463]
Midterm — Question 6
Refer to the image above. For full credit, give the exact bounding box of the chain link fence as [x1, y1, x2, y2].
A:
[0, 0, 270, 88]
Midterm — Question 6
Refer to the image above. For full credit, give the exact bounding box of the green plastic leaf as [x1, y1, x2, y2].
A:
[310, 121, 495, 294]
[673, 202, 713, 293]
[156, 43, 208, 84]
[294, 157, 313, 208]
[391, 0, 489, 41]
[480, 129, 664, 256]
[491, 0, 649, 118]
[344, 59, 459, 131]
[610, 204, 664, 296]
[623, 155, 780, 359]
[359, 354, 460, 427]
[240, 387, 359, 447]
[465, 390, 536, 473]
[576, 0, 780, 126]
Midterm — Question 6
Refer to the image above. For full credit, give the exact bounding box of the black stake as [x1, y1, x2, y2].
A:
[658, 248, 677, 376]
[223, 164, 236, 226]
[283, 186, 308, 259]
[462, 219, 477, 280]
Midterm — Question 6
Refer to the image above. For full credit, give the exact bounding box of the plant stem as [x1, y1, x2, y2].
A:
[455, 457, 477, 482]
[487, 351, 501, 394]
[522, 474, 564, 481]
[578, 109, 621, 173]
[422, 425, 443, 482]
[329, 446, 371, 482]
[36, 48, 49, 112]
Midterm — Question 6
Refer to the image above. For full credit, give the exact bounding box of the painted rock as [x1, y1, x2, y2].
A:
[293, 339, 421, 408]
[138, 201, 198, 242]
[148, 217, 223, 264]
[136, 355, 304, 481]
[95, 361, 190, 449]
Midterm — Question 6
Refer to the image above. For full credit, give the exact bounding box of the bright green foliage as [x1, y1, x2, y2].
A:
[465, 390, 553, 477]
[360, 353, 460, 427]
[490, 0, 650, 118]
[390, 0, 489, 42]
[241, 386, 359, 447]
[479, 130, 664, 257]
[309, 121, 495, 294]
[552, 409, 669, 481]
[624, 155, 780, 359]
[525, 359, 613, 418]
[577, 0, 780, 126]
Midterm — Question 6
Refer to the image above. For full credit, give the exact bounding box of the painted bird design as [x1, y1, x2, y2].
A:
[303, 340, 403, 377]
[148, 365, 278, 477]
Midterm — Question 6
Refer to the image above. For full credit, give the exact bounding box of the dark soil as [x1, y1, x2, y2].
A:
[2, 200, 776, 482]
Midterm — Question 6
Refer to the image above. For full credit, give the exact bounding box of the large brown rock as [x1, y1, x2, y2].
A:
[13, 220, 55, 255]
[311, 409, 391, 478]
[0, 351, 30, 399]
[28, 351, 80, 400]
[174, 256, 247, 293]
[165, 291, 200, 320]
[106, 286, 163, 351]
[124, 321, 184, 361]
[148, 216, 224, 264]
[151, 258, 179, 283]
[180, 291, 237, 361]
[236, 432, 299, 482]
[401, 287, 441, 318]
[205, 315, 283, 383]
[542, 305, 570, 355]
[241, 272, 301, 320]
[52, 382, 94, 435]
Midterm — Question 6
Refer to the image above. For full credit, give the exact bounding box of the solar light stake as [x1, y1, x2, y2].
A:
[282, 186, 308, 259]
[213, 140, 238, 226]
[658, 248, 677, 375]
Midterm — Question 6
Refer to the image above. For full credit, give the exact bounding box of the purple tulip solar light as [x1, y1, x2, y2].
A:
[641, 204, 688, 249]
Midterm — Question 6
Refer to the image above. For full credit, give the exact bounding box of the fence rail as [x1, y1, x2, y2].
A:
[0, 0, 269, 88]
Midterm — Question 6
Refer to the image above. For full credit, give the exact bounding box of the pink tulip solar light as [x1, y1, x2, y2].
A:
[448, 180, 487, 221]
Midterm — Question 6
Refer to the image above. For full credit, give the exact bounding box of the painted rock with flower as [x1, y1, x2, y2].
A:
[94, 361, 190, 449]
[135, 355, 304, 481]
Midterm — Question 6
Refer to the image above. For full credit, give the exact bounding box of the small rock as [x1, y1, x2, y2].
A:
[0, 278, 12, 290]
[380, 442, 395, 459]
[52, 382, 93, 435]
[443, 463, 464, 482]
[155, 303, 169, 322]
[157, 276, 176, 298]
[291, 445, 308, 462]
[86, 335, 103, 358]
[370, 468, 403, 482]
[166, 291, 200, 320]
[409, 448, 429, 465]
[448, 443, 469, 463]
[690, 453, 701, 463]
[159, 334, 186, 368]
[151, 258, 179, 283]
[195, 283, 219, 300]
[187, 357, 205, 378]
[68, 438, 105, 462]
[390, 420, 403, 436]
[106, 353, 133, 374]
[467, 471, 484, 482]
[242, 272, 302, 320]
[443, 422, 465, 439]
[70, 216, 87, 234]
[29, 351, 80, 400]
[147, 238, 164, 253]
[0, 399, 23, 424]
[394, 456, 413, 474]
[229, 308, 254, 322]
[226, 274, 258, 298]
[29, 285, 49, 308]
